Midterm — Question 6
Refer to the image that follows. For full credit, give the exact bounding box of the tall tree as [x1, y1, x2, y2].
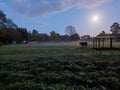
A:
[50, 31, 58, 41]
[31, 29, 38, 41]
[32, 29, 38, 36]
[0, 10, 6, 28]
[110, 22, 120, 34]
[0, 10, 17, 29]
[65, 26, 76, 36]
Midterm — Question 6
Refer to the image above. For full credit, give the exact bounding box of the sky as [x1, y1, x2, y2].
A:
[0, 0, 120, 36]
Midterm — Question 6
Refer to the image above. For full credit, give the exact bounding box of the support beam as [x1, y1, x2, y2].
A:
[102, 38, 105, 48]
[110, 38, 112, 48]
[96, 38, 97, 48]
[98, 38, 100, 49]
[93, 38, 95, 48]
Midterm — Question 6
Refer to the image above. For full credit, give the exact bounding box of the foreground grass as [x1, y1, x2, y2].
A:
[0, 44, 120, 90]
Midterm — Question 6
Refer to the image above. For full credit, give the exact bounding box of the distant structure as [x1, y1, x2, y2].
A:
[93, 35, 117, 50]
[81, 35, 92, 40]
[93, 34, 120, 50]
[93, 22, 120, 50]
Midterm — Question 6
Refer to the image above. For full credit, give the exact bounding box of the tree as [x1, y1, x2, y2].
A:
[0, 10, 19, 44]
[18, 28, 28, 41]
[110, 22, 120, 34]
[32, 29, 38, 36]
[30, 29, 39, 41]
[28, 31, 32, 41]
[0, 10, 6, 28]
[65, 26, 76, 36]
[0, 10, 30, 44]
[6, 19, 17, 29]
[38, 33, 50, 41]
[98, 31, 105, 36]
[0, 28, 14, 44]
[0, 10, 17, 29]
[13, 28, 28, 43]
[59, 34, 70, 41]
[50, 31, 59, 41]
[70, 33, 80, 41]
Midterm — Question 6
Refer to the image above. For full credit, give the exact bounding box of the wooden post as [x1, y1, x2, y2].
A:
[93, 38, 95, 48]
[102, 38, 104, 48]
[96, 38, 97, 48]
[110, 38, 112, 48]
[98, 38, 100, 49]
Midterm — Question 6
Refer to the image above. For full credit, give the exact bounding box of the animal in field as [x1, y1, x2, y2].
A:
[79, 42, 87, 47]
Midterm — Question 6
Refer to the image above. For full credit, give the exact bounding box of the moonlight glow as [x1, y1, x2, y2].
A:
[92, 15, 99, 22]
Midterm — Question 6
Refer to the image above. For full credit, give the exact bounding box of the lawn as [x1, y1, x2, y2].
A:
[0, 43, 120, 90]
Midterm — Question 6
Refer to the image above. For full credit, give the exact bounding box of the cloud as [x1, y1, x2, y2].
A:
[36, 23, 47, 27]
[75, 0, 109, 9]
[1, 0, 109, 17]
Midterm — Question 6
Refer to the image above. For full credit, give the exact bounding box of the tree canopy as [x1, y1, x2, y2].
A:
[65, 26, 77, 36]
[110, 22, 120, 34]
[0, 10, 28, 44]
[0, 10, 17, 29]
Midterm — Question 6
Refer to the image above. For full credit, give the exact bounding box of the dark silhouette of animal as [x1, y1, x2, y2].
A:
[79, 42, 87, 47]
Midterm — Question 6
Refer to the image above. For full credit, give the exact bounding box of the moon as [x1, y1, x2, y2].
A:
[92, 15, 99, 22]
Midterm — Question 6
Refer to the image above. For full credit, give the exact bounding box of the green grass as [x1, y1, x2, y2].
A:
[0, 44, 120, 90]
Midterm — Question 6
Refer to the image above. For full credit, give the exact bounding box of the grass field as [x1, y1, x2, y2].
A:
[0, 43, 120, 90]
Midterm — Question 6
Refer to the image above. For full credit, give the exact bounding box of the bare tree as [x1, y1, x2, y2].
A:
[65, 26, 76, 36]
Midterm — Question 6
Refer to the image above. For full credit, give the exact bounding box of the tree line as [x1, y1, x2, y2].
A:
[28, 26, 80, 42]
[0, 10, 80, 44]
[1, 10, 119, 44]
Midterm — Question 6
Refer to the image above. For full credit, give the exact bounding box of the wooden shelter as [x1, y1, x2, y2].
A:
[93, 35, 120, 50]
